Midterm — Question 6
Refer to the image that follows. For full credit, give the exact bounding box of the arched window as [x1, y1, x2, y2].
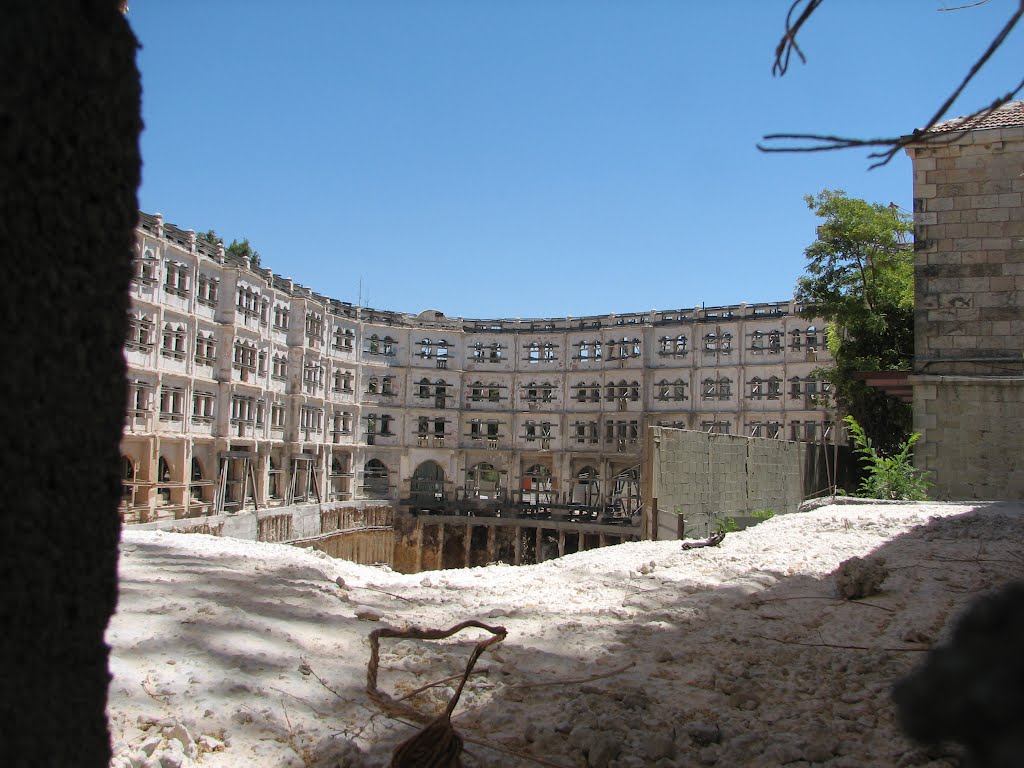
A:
[418, 378, 431, 398]
[363, 459, 389, 499]
[572, 466, 600, 506]
[575, 381, 588, 402]
[630, 381, 640, 401]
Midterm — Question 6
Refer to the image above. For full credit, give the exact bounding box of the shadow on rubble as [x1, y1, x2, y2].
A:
[443, 502, 1024, 767]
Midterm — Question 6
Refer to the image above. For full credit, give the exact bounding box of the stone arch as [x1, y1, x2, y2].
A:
[411, 460, 446, 503]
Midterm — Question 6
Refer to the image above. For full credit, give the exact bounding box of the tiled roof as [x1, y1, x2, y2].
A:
[927, 99, 1024, 133]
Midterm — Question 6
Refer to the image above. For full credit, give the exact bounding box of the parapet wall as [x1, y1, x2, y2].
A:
[130, 500, 394, 551]
[647, 427, 805, 539]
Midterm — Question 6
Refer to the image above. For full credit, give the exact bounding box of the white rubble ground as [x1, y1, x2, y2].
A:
[107, 501, 1024, 767]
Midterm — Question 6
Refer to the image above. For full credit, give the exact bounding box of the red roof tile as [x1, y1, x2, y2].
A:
[926, 99, 1024, 133]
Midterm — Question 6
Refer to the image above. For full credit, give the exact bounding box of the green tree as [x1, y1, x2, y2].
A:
[796, 189, 914, 452]
[198, 229, 222, 246]
[225, 237, 261, 269]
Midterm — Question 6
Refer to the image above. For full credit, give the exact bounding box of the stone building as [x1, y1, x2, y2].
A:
[120, 211, 837, 524]
[906, 100, 1024, 500]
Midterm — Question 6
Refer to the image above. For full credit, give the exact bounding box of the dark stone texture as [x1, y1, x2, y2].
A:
[0, 2, 140, 766]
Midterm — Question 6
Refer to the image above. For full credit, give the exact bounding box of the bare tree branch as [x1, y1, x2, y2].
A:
[939, 0, 994, 11]
[763, 0, 1024, 168]
[773, 0, 827, 76]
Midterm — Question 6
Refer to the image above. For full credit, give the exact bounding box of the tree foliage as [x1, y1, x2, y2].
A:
[844, 416, 930, 501]
[225, 237, 261, 268]
[198, 229, 222, 246]
[797, 189, 914, 452]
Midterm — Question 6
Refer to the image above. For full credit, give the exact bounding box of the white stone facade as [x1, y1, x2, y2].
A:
[120, 211, 836, 523]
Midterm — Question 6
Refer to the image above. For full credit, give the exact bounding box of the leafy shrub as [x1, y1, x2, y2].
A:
[714, 515, 738, 533]
[750, 509, 776, 521]
[844, 415, 930, 500]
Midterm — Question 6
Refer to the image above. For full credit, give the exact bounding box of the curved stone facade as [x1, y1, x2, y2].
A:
[120, 211, 836, 523]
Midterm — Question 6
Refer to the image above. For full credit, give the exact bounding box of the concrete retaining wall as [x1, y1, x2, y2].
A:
[648, 427, 805, 540]
[128, 500, 395, 565]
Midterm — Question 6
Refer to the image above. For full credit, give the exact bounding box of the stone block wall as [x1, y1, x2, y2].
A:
[648, 427, 806, 540]
[907, 111, 1024, 500]
[913, 378, 1024, 500]
[909, 124, 1024, 370]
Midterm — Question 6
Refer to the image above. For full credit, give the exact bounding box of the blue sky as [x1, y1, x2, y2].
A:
[128, 1, 1021, 319]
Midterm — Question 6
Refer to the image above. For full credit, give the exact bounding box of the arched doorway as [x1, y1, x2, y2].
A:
[157, 456, 172, 505]
[268, 454, 284, 502]
[572, 466, 601, 507]
[190, 458, 205, 503]
[466, 462, 501, 500]
[363, 459, 389, 499]
[120, 455, 136, 512]
[411, 461, 446, 504]
[329, 453, 350, 501]
[522, 463, 552, 506]
[610, 467, 641, 518]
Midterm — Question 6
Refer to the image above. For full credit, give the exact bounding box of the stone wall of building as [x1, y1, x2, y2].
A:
[121, 212, 842, 525]
[913, 378, 1024, 500]
[907, 102, 1024, 500]
[647, 427, 805, 540]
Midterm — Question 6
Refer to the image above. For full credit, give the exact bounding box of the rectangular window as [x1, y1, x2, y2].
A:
[163, 262, 190, 297]
[192, 392, 215, 422]
[196, 274, 219, 306]
[270, 402, 286, 429]
[159, 387, 185, 420]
